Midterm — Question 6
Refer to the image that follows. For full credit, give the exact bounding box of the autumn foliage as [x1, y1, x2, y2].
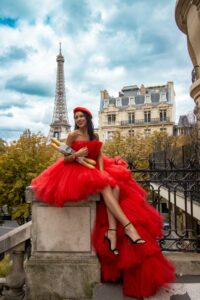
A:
[0, 128, 197, 223]
[0, 132, 59, 223]
[102, 130, 196, 164]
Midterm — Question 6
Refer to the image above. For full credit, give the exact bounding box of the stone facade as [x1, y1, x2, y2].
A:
[98, 82, 175, 141]
[175, 0, 200, 160]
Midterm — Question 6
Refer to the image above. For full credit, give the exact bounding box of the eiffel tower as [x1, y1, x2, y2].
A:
[49, 43, 71, 140]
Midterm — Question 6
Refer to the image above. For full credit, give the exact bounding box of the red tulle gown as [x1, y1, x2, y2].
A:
[31, 140, 175, 298]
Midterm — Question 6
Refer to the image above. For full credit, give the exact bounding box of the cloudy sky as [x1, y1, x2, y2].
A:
[0, 0, 195, 140]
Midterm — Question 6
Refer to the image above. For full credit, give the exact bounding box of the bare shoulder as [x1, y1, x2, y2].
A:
[65, 131, 80, 145]
[69, 130, 80, 138]
[73, 130, 81, 137]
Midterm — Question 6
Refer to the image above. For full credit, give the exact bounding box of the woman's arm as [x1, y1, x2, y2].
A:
[64, 154, 76, 162]
[64, 132, 88, 162]
[65, 132, 75, 147]
[64, 132, 77, 162]
[98, 151, 104, 171]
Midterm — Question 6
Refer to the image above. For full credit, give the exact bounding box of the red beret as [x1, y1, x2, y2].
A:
[73, 107, 93, 118]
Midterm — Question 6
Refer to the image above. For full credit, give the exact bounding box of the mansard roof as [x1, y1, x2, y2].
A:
[178, 115, 191, 127]
[101, 82, 174, 111]
[122, 85, 139, 91]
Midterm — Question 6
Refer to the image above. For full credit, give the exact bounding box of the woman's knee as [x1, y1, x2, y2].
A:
[102, 185, 112, 195]
[113, 185, 120, 194]
[112, 185, 120, 199]
[102, 185, 119, 195]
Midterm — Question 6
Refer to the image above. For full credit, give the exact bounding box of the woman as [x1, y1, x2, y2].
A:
[31, 107, 175, 298]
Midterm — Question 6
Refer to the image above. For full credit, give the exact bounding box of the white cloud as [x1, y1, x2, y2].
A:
[0, 0, 196, 140]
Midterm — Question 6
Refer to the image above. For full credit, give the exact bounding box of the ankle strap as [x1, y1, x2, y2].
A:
[124, 222, 131, 229]
[108, 228, 117, 231]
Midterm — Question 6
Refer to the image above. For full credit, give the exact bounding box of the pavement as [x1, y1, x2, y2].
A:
[93, 276, 200, 300]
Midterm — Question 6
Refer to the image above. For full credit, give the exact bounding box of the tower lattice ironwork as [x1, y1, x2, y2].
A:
[49, 43, 71, 140]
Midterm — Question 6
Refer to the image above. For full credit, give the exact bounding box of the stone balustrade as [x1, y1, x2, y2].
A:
[0, 221, 31, 299]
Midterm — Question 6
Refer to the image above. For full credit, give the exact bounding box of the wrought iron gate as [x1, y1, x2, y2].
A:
[128, 145, 200, 252]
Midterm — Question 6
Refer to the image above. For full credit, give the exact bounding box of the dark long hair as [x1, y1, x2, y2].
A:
[74, 111, 96, 140]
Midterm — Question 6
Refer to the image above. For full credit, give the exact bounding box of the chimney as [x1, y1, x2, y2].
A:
[100, 90, 109, 100]
[140, 84, 146, 95]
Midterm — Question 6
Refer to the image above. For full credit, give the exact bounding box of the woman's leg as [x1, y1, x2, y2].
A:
[106, 186, 120, 253]
[107, 186, 120, 229]
[102, 186, 145, 243]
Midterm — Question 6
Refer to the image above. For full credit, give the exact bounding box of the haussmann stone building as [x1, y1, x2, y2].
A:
[98, 81, 176, 141]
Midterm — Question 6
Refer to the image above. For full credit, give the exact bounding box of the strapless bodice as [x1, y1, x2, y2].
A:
[71, 140, 103, 160]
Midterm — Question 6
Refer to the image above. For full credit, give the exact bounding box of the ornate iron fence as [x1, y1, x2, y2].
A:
[128, 145, 200, 252]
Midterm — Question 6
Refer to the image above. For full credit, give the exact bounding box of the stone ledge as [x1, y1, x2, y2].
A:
[25, 186, 101, 204]
[30, 252, 98, 259]
[25, 255, 100, 300]
[165, 252, 200, 275]
[26, 254, 100, 265]
[0, 221, 32, 254]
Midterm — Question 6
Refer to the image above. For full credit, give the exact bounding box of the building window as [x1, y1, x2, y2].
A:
[145, 95, 151, 104]
[116, 98, 122, 107]
[160, 93, 167, 102]
[144, 128, 151, 136]
[160, 110, 167, 121]
[144, 111, 151, 123]
[160, 128, 167, 133]
[129, 97, 135, 106]
[128, 129, 134, 136]
[107, 114, 116, 125]
[128, 113, 135, 124]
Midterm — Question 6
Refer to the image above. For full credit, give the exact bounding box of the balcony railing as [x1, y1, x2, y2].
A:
[103, 118, 171, 127]
[121, 117, 170, 126]
[128, 144, 200, 252]
[192, 65, 200, 83]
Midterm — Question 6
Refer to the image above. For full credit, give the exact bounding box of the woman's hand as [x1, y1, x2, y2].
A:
[75, 147, 88, 158]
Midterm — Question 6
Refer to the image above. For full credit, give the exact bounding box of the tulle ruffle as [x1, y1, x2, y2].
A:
[31, 140, 175, 297]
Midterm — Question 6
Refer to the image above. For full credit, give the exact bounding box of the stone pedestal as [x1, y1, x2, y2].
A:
[175, 0, 200, 161]
[25, 190, 100, 300]
[191, 78, 200, 161]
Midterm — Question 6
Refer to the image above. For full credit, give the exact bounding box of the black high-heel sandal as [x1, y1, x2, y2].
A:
[124, 222, 146, 245]
[104, 229, 119, 255]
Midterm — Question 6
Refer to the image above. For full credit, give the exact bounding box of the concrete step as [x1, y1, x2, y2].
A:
[93, 283, 135, 300]
[93, 276, 200, 300]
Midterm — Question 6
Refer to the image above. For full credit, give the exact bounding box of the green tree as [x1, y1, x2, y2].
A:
[102, 130, 195, 177]
[103, 131, 153, 166]
[0, 138, 7, 154]
[0, 132, 59, 224]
